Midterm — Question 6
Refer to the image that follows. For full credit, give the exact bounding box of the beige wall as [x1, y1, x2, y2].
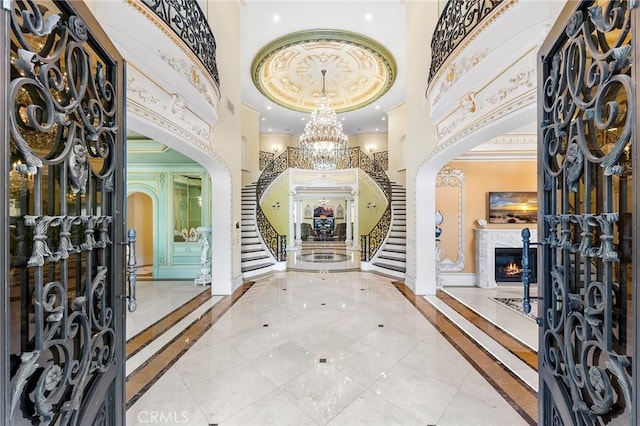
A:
[437, 160, 537, 274]
[387, 103, 407, 185]
[405, 0, 440, 293]
[241, 104, 261, 186]
[207, 1, 243, 283]
[260, 133, 297, 154]
[350, 133, 388, 153]
[126, 192, 154, 266]
[358, 175, 387, 235]
[260, 176, 290, 235]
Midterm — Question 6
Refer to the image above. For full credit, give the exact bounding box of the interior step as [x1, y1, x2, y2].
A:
[241, 262, 275, 273]
[429, 290, 538, 391]
[371, 262, 406, 273]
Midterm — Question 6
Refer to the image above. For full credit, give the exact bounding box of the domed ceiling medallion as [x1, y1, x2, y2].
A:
[251, 29, 396, 113]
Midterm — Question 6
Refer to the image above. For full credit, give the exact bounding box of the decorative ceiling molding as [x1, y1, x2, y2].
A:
[251, 29, 396, 113]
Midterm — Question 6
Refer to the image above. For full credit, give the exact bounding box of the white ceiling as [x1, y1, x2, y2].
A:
[240, 1, 407, 137]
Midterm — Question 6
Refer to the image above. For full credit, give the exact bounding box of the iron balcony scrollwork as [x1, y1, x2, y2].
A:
[139, 0, 220, 88]
[428, 0, 505, 84]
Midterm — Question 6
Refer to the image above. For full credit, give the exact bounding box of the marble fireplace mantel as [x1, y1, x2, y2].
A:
[475, 227, 537, 288]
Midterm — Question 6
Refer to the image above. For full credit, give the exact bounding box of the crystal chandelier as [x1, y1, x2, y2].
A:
[9, 161, 34, 198]
[299, 69, 348, 170]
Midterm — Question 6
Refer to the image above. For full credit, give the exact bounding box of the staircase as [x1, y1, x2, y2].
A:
[241, 183, 276, 278]
[370, 182, 406, 278]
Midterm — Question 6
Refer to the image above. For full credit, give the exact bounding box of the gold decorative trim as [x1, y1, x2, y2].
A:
[427, 0, 519, 96]
[123, 0, 221, 102]
[251, 29, 397, 113]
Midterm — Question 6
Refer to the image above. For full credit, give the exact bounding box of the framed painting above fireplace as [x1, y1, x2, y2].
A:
[488, 191, 537, 224]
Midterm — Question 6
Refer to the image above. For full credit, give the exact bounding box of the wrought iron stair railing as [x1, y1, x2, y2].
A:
[358, 152, 392, 261]
[255, 147, 392, 263]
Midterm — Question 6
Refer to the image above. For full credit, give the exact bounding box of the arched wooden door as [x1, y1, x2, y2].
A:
[537, 0, 637, 424]
[1, 1, 129, 424]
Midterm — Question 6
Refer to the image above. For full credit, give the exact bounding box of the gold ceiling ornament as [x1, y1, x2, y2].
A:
[251, 29, 396, 113]
[299, 69, 348, 170]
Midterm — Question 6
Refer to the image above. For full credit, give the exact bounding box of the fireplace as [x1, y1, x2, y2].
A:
[494, 247, 537, 283]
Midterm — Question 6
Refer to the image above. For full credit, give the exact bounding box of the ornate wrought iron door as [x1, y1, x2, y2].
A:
[2, 1, 127, 425]
[538, 1, 636, 424]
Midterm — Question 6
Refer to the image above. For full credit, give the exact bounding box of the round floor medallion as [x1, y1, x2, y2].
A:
[299, 252, 349, 263]
[251, 29, 396, 113]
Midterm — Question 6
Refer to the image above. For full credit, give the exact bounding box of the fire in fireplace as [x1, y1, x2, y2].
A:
[494, 247, 537, 283]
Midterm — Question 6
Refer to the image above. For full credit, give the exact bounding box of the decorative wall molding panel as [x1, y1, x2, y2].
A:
[436, 166, 465, 271]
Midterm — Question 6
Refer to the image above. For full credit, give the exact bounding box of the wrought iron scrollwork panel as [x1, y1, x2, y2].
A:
[140, 0, 219, 87]
[8, 1, 123, 424]
[428, 0, 504, 83]
[539, 1, 634, 423]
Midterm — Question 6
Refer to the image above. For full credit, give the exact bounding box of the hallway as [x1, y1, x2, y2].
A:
[125, 272, 533, 425]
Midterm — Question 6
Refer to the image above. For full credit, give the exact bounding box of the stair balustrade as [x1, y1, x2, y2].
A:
[255, 147, 393, 263]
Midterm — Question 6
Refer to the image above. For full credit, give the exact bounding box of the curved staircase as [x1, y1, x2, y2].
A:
[370, 182, 406, 278]
[240, 182, 276, 277]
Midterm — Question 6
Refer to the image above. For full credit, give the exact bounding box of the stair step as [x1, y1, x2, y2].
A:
[375, 256, 406, 266]
[383, 245, 406, 253]
[242, 254, 270, 262]
[241, 262, 275, 273]
[378, 253, 406, 261]
[372, 262, 406, 273]
[241, 247, 266, 254]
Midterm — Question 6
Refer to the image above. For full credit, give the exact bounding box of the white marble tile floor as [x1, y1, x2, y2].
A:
[126, 272, 530, 426]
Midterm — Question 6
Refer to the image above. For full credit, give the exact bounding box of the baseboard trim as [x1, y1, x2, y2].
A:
[440, 273, 476, 286]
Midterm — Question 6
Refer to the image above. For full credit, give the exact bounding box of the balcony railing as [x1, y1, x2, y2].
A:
[428, 0, 504, 84]
[140, 0, 220, 88]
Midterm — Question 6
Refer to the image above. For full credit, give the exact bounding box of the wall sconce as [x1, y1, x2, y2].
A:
[368, 145, 375, 154]
[272, 146, 280, 154]
[366, 202, 376, 209]
[272, 201, 280, 210]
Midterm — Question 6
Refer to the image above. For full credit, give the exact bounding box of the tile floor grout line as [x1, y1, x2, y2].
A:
[125, 282, 255, 410]
[437, 289, 539, 371]
[126, 286, 212, 359]
[391, 281, 537, 426]
[126, 298, 222, 376]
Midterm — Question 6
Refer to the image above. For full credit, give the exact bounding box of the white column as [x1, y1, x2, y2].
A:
[288, 191, 296, 249]
[351, 189, 359, 250]
[345, 198, 352, 245]
[295, 197, 302, 247]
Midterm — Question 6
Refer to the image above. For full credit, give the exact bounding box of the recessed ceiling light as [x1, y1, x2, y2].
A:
[342, 117, 346, 121]
[267, 106, 272, 110]
[365, 13, 372, 21]
[268, 128, 272, 132]
[261, 118, 266, 121]
[381, 117, 386, 121]
[375, 128, 379, 131]
[273, 14, 280, 22]
[375, 105, 380, 110]
[302, 117, 306, 121]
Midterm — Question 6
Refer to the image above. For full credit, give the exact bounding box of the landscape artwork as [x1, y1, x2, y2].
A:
[488, 192, 537, 224]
